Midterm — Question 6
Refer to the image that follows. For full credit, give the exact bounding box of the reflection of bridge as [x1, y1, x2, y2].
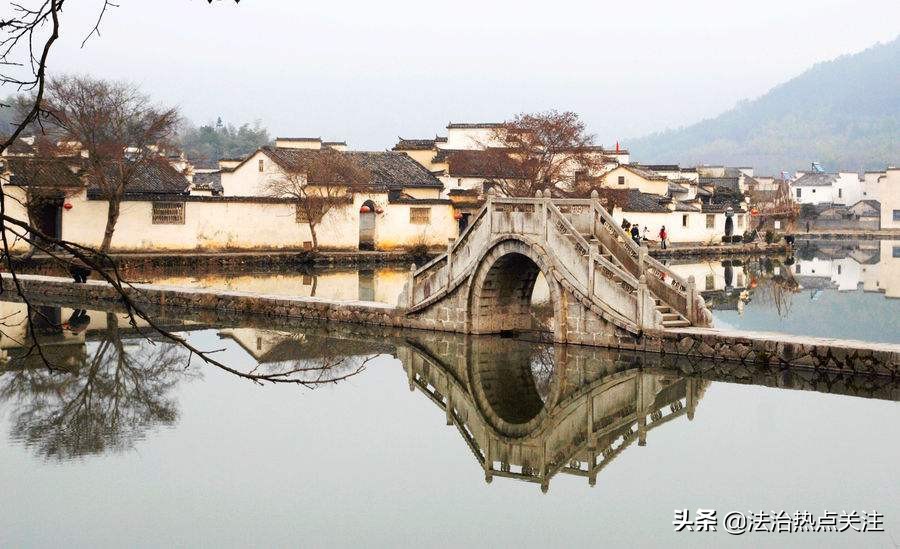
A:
[402, 196, 712, 346]
[398, 335, 706, 492]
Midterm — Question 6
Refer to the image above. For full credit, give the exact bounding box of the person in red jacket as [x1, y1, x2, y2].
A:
[659, 226, 668, 249]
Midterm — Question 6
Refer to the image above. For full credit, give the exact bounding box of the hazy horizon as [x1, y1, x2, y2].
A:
[7, 0, 900, 151]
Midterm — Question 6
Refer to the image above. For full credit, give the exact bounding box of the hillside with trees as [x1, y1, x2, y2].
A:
[629, 37, 899, 175]
[177, 118, 271, 166]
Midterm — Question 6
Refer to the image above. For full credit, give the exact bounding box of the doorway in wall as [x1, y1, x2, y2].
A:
[359, 199, 376, 251]
[30, 198, 63, 248]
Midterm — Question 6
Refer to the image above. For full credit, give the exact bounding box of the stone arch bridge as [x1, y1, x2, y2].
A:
[401, 196, 712, 347]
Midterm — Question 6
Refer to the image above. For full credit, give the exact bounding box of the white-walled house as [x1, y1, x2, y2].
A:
[2, 142, 459, 253]
[790, 172, 836, 204]
[598, 165, 670, 196]
[790, 170, 864, 205]
[596, 189, 747, 244]
[875, 167, 900, 229]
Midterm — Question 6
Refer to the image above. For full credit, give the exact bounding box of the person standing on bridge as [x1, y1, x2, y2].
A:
[659, 226, 668, 249]
[630, 224, 641, 246]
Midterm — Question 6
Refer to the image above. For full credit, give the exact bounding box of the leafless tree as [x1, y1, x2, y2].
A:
[263, 148, 370, 250]
[0, 1, 359, 387]
[485, 110, 605, 197]
[39, 75, 181, 252]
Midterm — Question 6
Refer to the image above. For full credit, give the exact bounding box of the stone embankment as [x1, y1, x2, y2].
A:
[794, 230, 900, 240]
[13, 249, 430, 272]
[13, 239, 798, 272]
[2, 273, 897, 377]
[652, 241, 787, 258]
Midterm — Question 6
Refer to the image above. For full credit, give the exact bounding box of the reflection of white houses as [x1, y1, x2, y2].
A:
[669, 260, 750, 293]
[793, 240, 900, 297]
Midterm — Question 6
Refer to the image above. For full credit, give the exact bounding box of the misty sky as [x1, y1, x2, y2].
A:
[9, 0, 900, 150]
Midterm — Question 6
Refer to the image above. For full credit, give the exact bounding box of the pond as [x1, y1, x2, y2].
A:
[144, 238, 900, 343]
[0, 301, 897, 547]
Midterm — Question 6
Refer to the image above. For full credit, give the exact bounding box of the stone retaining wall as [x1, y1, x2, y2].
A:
[3, 273, 898, 377]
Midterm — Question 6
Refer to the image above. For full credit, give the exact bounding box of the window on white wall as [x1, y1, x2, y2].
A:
[617, 176, 625, 185]
[838, 188, 842, 198]
[258, 159, 264, 172]
[796, 188, 802, 198]
[893, 210, 900, 222]
[152, 202, 185, 224]
[706, 214, 715, 228]
[410, 207, 431, 225]
[682, 214, 688, 227]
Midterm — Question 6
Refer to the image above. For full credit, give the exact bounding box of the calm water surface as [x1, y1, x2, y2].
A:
[0, 301, 897, 548]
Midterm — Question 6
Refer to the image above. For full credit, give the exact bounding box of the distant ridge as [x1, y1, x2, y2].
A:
[629, 37, 900, 175]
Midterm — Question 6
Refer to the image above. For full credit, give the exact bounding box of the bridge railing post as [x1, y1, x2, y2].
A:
[539, 193, 549, 242]
[638, 245, 648, 277]
[446, 240, 453, 289]
[686, 275, 696, 324]
[407, 263, 416, 309]
[637, 275, 648, 330]
[588, 243, 598, 297]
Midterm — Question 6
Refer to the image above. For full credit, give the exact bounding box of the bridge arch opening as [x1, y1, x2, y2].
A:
[469, 339, 563, 438]
[468, 240, 564, 338]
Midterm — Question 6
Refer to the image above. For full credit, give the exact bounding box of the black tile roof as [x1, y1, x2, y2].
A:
[192, 171, 223, 193]
[1, 136, 36, 155]
[445, 149, 526, 179]
[5, 157, 83, 188]
[392, 138, 437, 151]
[792, 172, 837, 187]
[621, 164, 668, 181]
[447, 122, 503, 129]
[86, 157, 190, 197]
[262, 147, 443, 189]
[640, 164, 681, 172]
[594, 188, 671, 213]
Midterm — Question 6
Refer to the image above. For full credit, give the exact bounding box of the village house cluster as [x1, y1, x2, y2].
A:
[787, 164, 900, 231]
[2, 122, 898, 254]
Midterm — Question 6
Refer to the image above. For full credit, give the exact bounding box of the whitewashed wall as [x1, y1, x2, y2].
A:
[610, 208, 741, 243]
[4, 186, 457, 252]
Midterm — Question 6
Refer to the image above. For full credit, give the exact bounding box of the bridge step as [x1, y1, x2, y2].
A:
[662, 319, 692, 328]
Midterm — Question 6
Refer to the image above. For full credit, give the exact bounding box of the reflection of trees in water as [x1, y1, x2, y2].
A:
[0, 312, 195, 460]
[529, 344, 556, 403]
[745, 258, 801, 319]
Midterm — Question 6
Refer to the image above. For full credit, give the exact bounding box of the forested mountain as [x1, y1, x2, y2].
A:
[177, 118, 271, 167]
[629, 37, 900, 175]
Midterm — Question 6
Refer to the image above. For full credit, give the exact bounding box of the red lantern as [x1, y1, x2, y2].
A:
[453, 212, 463, 220]
[750, 208, 759, 216]
[63, 202, 73, 210]
[360, 205, 371, 213]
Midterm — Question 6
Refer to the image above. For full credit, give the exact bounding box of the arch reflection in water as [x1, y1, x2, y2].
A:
[399, 336, 706, 492]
